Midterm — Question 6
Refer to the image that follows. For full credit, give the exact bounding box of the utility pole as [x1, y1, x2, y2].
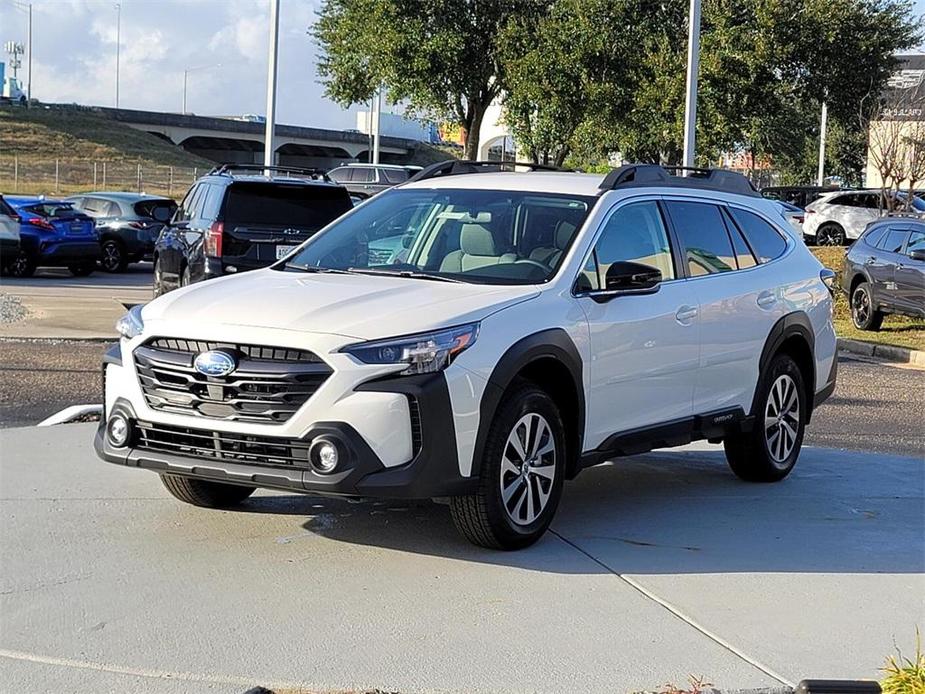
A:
[817, 102, 828, 187]
[114, 2, 121, 108]
[372, 85, 382, 165]
[263, 0, 280, 172]
[681, 0, 702, 169]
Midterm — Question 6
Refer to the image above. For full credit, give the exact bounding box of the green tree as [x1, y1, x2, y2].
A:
[314, 0, 529, 160]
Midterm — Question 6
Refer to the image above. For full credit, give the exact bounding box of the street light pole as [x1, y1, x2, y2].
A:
[114, 2, 121, 108]
[263, 0, 280, 172]
[182, 70, 188, 114]
[681, 0, 702, 169]
[26, 3, 32, 105]
[372, 85, 382, 165]
[817, 102, 828, 187]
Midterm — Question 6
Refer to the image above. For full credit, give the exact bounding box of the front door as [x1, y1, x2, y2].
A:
[576, 199, 698, 449]
[895, 228, 925, 313]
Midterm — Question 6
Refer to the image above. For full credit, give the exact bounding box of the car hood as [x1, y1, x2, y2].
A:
[143, 268, 540, 340]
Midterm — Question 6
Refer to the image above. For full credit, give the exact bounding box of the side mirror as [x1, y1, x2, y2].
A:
[604, 261, 662, 292]
[909, 249, 925, 261]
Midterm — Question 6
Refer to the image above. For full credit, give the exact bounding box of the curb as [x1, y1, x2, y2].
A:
[38, 404, 102, 426]
[838, 338, 925, 367]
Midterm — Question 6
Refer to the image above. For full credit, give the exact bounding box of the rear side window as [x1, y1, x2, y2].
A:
[878, 229, 908, 254]
[665, 201, 736, 276]
[381, 168, 409, 184]
[863, 226, 888, 248]
[351, 167, 375, 183]
[224, 183, 352, 231]
[728, 208, 787, 263]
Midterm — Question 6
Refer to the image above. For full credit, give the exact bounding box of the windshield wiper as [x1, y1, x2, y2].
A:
[285, 263, 353, 274]
[346, 267, 465, 283]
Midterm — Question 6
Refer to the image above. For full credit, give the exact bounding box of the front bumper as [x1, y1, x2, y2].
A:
[95, 365, 476, 500]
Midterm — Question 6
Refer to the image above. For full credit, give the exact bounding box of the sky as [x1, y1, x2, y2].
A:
[1, 0, 925, 133]
[0, 0, 362, 129]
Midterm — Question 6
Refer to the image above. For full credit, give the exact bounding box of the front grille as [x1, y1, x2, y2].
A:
[134, 339, 332, 423]
[135, 421, 311, 468]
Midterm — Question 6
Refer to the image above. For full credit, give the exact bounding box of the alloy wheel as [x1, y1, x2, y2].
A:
[499, 412, 557, 526]
[852, 287, 870, 326]
[10, 252, 30, 277]
[817, 227, 843, 246]
[764, 374, 800, 465]
[101, 242, 122, 272]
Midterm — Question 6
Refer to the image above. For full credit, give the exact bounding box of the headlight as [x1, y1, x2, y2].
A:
[115, 304, 144, 340]
[342, 323, 479, 375]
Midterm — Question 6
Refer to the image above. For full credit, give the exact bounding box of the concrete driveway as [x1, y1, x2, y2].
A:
[1, 424, 922, 694]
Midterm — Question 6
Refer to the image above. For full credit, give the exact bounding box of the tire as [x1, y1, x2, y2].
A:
[68, 263, 95, 277]
[450, 382, 566, 550]
[100, 239, 128, 272]
[180, 265, 191, 287]
[7, 250, 36, 278]
[152, 257, 167, 297]
[816, 223, 846, 246]
[160, 474, 256, 508]
[851, 282, 884, 331]
[724, 353, 806, 483]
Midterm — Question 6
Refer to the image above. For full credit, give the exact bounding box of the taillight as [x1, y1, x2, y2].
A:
[128, 221, 146, 229]
[27, 217, 55, 231]
[796, 215, 805, 224]
[205, 222, 223, 257]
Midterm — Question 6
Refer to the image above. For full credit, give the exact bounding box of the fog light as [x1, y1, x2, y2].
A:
[309, 437, 340, 474]
[107, 414, 131, 447]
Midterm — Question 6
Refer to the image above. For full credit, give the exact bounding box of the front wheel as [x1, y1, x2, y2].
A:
[725, 353, 806, 482]
[160, 474, 256, 508]
[851, 282, 884, 331]
[450, 383, 566, 550]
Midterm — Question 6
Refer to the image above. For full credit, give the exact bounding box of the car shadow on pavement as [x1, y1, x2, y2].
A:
[232, 447, 924, 575]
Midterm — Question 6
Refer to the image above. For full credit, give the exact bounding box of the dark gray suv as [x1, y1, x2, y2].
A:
[842, 218, 925, 330]
[327, 164, 421, 199]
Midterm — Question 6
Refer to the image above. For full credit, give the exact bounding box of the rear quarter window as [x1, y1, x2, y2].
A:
[135, 199, 178, 220]
[728, 208, 788, 263]
[862, 226, 888, 248]
[381, 168, 410, 184]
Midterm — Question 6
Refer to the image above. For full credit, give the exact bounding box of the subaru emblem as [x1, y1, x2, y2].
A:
[193, 350, 236, 377]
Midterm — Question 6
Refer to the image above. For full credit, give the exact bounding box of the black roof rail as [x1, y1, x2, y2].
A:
[406, 159, 568, 184]
[206, 163, 333, 183]
[599, 164, 758, 197]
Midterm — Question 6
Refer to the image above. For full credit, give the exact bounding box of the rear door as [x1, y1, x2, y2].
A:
[894, 228, 925, 313]
[220, 182, 352, 270]
[871, 226, 910, 309]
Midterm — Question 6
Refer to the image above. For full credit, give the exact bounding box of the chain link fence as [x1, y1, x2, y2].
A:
[0, 157, 204, 199]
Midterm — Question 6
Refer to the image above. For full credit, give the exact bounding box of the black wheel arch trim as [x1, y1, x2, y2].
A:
[754, 311, 818, 421]
[472, 328, 585, 480]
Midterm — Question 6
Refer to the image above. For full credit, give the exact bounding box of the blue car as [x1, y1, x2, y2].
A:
[3, 197, 100, 277]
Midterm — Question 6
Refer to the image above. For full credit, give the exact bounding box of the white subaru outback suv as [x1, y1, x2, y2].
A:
[96, 162, 838, 550]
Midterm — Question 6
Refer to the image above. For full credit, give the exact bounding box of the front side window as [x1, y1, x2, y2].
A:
[907, 229, 925, 254]
[327, 167, 351, 183]
[286, 188, 596, 285]
[581, 201, 675, 291]
[665, 201, 736, 276]
[728, 208, 787, 263]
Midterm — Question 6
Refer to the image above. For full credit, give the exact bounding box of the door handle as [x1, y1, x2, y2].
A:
[757, 290, 777, 308]
[866, 256, 876, 265]
[675, 305, 698, 325]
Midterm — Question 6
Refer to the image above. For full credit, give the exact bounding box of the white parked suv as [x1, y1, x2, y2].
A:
[803, 189, 925, 245]
[96, 162, 838, 549]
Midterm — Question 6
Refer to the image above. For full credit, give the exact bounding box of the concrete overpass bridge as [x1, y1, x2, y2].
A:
[97, 107, 427, 169]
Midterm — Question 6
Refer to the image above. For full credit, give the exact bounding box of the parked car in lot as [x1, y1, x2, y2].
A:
[0, 194, 21, 267]
[66, 192, 177, 273]
[3, 197, 99, 277]
[803, 189, 925, 245]
[327, 163, 422, 199]
[152, 164, 353, 295]
[98, 161, 838, 550]
[761, 185, 840, 209]
[842, 217, 925, 330]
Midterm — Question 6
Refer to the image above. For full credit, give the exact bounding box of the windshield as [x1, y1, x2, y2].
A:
[284, 188, 596, 285]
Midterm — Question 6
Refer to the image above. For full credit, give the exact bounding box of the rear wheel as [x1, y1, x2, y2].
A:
[851, 282, 884, 331]
[450, 383, 566, 550]
[7, 250, 35, 278]
[816, 223, 846, 246]
[160, 474, 256, 508]
[725, 353, 806, 482]
[100, 239, 128, 272]
[152, 257, 167, 297]
[68, 263, 95, 277]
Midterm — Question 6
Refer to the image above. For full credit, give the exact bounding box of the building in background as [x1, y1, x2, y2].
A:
[356, 110, 441, 144]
